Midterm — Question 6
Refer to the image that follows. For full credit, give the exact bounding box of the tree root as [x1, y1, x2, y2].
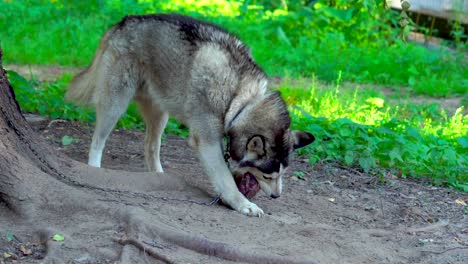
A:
[120, 208, 317, 264]
[114, 236, 176, 264]
[404, 220, 449, 234]
[368, 220, 450, 237]
[421, 246, 468, 255]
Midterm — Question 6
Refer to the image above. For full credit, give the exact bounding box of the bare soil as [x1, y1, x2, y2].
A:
[5, 64, 80, 81]
[1, 115, 466, 264]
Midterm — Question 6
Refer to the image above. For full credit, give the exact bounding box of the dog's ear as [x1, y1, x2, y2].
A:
[290, 130, 315, 150]
[246, 136, 265, 156]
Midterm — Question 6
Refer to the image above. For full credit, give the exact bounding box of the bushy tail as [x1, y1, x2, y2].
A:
[65, 35, 108, 106]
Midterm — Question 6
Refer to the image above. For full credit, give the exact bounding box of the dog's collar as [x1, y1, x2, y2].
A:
[223, 103, 247, 166]
[223, 137, 231, 164]
[225, 103, 247, 131]
[224, 150, 230, 164]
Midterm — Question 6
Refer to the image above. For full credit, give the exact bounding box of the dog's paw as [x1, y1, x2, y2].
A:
[238, 201, 264, 217]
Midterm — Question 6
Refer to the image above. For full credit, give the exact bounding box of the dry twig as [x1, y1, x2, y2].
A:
[114, 236, 176, 264]
[421, 246, 468, 255]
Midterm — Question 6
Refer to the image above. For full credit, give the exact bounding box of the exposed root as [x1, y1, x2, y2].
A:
[114, 236, 176, 264]
[121, 209, 317, 264]
[421, 246, 468, 255]
[405, 220, 449, 234]
[367, 220, 450, 238]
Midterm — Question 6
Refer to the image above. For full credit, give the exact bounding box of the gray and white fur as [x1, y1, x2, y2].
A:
[66, 14, 314, 217]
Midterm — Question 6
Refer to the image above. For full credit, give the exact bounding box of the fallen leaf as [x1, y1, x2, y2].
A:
[292, 171, 305, 180]
[327, 197, 336, 203]
[455, 198, 467, 206]
[453, 236, 467, 245]
[61, 135, 77, 146]
[5, 232, 15, 241]
[3, 252, 12, 258]
[20, 245, 32, 255]
[418, 238, 434, 246]
[52, 234, 65, 241]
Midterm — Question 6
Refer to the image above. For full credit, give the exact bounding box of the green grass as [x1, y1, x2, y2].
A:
[0, 0, 466, 96]
[279, 78, 467, 190]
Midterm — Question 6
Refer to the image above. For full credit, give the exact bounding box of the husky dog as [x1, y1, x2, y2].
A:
[66, 14, 314, 217]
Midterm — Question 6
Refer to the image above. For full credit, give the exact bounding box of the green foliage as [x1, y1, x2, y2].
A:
[0, 0, 466, 96]
[292, 170, 306, 180]
[280, 79, 467, 190]
[8, 70, 94, 122]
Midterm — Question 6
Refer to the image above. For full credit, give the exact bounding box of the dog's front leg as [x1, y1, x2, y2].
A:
[191, 136, 264, 217]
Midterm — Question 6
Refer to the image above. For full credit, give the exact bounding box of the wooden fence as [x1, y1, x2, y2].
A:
[390, 0, 467, 39]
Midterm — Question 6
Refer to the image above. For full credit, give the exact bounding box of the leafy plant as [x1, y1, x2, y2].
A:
[293, 170, 306, 180]
[280, 79, 467, 190]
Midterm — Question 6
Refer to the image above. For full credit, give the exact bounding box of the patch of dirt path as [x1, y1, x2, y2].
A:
[5, 64, 80, 81]
[1, 116, 466, 263]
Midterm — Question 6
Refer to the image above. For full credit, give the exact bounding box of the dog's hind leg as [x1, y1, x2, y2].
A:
[88, 62, 137, 168]
[136, 98, 168, 172]
[89, 102, 130, 167]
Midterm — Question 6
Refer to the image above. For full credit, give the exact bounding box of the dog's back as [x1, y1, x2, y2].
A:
[66, 14, 267, 122]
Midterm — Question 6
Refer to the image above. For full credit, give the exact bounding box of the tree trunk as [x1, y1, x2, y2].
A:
[0, 47, 72, 216]
[0, 47, 315, 264]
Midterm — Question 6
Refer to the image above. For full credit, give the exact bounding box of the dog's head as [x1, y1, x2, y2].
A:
[227, 92, 315, 198]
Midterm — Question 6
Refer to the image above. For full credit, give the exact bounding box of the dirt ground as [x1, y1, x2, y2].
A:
[1, 114, 467, 264]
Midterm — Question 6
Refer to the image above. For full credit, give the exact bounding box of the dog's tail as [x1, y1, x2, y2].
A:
[65, 33, 109, 106]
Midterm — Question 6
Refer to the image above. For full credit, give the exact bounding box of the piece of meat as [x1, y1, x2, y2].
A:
[234, 172, 260, 199]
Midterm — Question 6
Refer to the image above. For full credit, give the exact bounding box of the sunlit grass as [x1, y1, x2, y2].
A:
[277, 79, 467, 189]
[282, 81, 392, 127]
[155, 0, 242, 16]
[279, 78, 468, 140]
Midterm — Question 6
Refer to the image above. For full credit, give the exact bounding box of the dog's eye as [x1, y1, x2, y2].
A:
[257, 160, 281, 174]
[263, 175, 272, 180]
